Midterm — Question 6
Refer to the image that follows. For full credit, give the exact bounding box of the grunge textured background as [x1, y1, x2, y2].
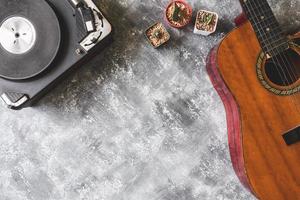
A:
[0, 0, 299, 199]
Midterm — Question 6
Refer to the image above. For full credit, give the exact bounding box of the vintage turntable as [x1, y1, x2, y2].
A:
[0, 0, 112, 109]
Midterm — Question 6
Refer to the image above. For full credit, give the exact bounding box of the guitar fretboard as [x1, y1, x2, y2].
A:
[240, 0, 288, 56]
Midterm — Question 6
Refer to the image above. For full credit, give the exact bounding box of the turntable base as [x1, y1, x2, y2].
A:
[0, 0, 112, 109]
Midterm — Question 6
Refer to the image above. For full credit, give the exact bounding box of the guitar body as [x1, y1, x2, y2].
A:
[207, 21, 300, 199]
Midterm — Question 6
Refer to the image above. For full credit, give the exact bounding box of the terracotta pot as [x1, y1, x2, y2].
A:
[165, 0, 193, 28]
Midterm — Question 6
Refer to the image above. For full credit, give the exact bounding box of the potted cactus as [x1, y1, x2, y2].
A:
[145, 22, 170, 48]
[165, 0, 192, 28]
[194, 10, 218, 35]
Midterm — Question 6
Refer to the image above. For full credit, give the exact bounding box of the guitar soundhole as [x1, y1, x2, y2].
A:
[256, 41, 300, 95]
[264, 49, 300, 87]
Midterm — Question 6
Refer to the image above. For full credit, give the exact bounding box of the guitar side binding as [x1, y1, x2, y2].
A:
[206, 45, 255, 195]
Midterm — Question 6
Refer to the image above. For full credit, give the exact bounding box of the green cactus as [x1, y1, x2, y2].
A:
[172, 3, 182, 22]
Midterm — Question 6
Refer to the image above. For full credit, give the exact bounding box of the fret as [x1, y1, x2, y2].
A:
[268, 44, 289, 57]
[253, 27, 283, 39]
[254, 24, 284, 36]
[262, 40, 288, 51]
[267, 42, 288, 51]
[257, 30, 288, 53]
[252, 17, 279, 28]
[259, 36, 289, 55]
[251, 15, 278, 26]
[252, 22, 280, 34]
[241, 0, 273, 15]
[254, 14, 274, 21]
[245, 7, 274, 19]
[240, 0, 288, 56]
[261, 37, 286, 48]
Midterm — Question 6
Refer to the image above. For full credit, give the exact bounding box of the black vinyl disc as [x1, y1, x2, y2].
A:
[0, 0, 61, 80]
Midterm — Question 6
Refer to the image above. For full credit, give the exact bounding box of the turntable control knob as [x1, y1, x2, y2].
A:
[75, 48, 84, 55]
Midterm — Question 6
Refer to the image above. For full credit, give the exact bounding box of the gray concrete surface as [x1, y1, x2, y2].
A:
[0, 0, 299, 199]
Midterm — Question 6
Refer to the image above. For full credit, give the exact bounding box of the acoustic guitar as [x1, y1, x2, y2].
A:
[206, 0, 300, 199]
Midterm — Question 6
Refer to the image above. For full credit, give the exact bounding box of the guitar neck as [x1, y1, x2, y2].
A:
[239, 0, 288, 56]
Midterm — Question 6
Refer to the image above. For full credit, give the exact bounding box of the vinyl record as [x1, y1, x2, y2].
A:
[0, 0, 61, 80]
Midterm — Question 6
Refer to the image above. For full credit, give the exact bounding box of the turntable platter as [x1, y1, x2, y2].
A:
[0, 0, 61, 80]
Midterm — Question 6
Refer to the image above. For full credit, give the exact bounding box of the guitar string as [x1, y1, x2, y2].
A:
[243, 0, 300, 114]
[243, 1, 300, 182]
[252, 0, 300, 91]
[249, 0, 300, 115]
[249, 0, 298, 85]
[245, 0, 299, 89]
[248, 0, 300, 112]
[252, 0, 300, 102]
[243, 1, 291, 84]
